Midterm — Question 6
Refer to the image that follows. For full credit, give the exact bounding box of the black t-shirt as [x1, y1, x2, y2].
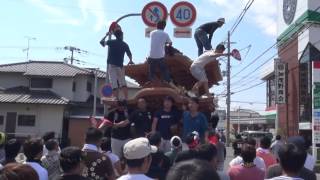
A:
[105, 39, 131, 67]
[154, 110, 180, 140]
[108, 110, 131, 140]
[198, 22, 220, 35]
[58, 175, 90, 180]
[129, 110, 152, 137]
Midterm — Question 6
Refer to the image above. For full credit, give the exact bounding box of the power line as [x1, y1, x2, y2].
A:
[229, 0, 255, 36]
[232, 81, 265, 94]
[230, 5, 320, 82]
[230, 20, 319, 87]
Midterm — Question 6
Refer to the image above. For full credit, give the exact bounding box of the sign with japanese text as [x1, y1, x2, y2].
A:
[274, 59, 287, 104]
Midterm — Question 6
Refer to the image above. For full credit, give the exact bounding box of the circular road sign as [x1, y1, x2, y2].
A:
[100, 84, 113, 97]
[142, 1, 168, 27]
[170, 1, 197, 27]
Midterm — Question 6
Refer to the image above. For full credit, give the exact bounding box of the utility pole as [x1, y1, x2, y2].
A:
[63, 46, 87, 64]
[226, 31, 231, 146]
[23, 36, 36, 60]
[93, 69, 98, 117]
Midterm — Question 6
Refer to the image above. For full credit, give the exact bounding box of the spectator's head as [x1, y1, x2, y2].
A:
[240, 144, 256, 164]
[137, 98, 147, 110]
[288, 136, 308, 152]
[217, 17, 225, 27]
[60, 146, 84, 174]
[23, 138, 43, 161]
[245, 137, 256, 147]
[197, 143, 218, 170]
[123, 138, 157, 173]
[45, 139, 59, 152]
[157, 20, 166, 30]
[170, 136, 182, 151]
[215, 44, 226, 53]
[42, 131, 55, 142]
[278, 143, 306, 176]
[100, 137, 111, 152]
[188, 97, 199, 112]
[85, 127, 103, 146]
[5, 139, 21, 161]
[166, 159, 220, 180]
[163, 96, 174, 110]
[175, 149, 198, 163]
[260, 136, 272, 149]
[3, 163, 39, 180]
[117, 100, 127, 111]
[147, 132, 162, 148]
[150, 151, 163, 167]
[114, 30, 123, 40]
[185, 131, 200, 149]
[276, 135, 281, 140]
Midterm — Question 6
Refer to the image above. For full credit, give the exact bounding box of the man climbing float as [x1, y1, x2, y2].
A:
[194, 18, 225, 56]
[189, 44, 229, 98]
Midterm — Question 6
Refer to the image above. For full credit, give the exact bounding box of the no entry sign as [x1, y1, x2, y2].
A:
[170, 1, 197, 27]
[141, 1, 168, 27]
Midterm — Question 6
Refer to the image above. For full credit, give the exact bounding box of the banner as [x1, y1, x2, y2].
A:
[274, 59, 287, 104]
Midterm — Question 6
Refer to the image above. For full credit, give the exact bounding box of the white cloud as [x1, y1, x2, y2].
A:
[46, 19, 82, 26]
[204, 0, 277, 37]
[27, 0, 108, 30]
[79, 0, 107, 32]
[27, 0, 82, 26]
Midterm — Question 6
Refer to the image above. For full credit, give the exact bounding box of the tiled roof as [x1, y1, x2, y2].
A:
[0, 61, 91, 77]
[0, 86, 69, 105]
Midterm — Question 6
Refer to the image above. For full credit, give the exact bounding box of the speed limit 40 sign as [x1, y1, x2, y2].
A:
[170, 1, 197, 27]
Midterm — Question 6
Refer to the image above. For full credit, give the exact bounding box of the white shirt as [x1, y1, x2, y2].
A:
[304, 153, 316, 171]
[105, 151, 120, 165]
[229, 155, 266, 172]
[267, 176, 304, 180]
[117, 174, 153, 180]
[24, 162, 48, 180]
[192, 51, 217, 68]
[149, 29, 171, 59]
[82, 144, 99, 151]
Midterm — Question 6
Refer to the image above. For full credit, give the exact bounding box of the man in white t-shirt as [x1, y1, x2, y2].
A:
[148, 20, 172, 84]
[190, 44, 229, 97]
[117, 137, 157, 180]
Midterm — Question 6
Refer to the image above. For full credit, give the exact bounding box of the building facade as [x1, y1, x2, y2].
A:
[0, 61, 140, 146]
[262, 0, 320, 140]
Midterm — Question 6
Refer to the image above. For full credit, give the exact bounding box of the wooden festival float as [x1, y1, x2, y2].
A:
[102, 48, 223, 113]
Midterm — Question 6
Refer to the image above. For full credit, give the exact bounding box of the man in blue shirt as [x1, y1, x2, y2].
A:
[100, 30, 133, 100]
[182, 97, 208, 142]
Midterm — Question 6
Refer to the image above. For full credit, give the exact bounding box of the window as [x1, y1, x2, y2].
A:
[30, 78, 52, 88]
[72, 82, 76, 92]
[17, 115, 35, 126]
[86, 81, 92, 92]
[0, 116, 3, 125]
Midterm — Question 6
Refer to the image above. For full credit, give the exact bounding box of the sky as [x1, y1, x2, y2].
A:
[0, 0, 278, 114]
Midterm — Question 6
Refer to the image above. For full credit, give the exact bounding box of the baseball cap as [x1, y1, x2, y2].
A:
[170, 136, 182, 149]
[217, 18, 225, 24]
[123, 138, 157, 160]
[288, 136, 306, 151]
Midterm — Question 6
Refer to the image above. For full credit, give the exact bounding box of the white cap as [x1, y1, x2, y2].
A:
[170, 136, 182, 149]
[217, 18, 225, 24]
[123, 138, 157, 160]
